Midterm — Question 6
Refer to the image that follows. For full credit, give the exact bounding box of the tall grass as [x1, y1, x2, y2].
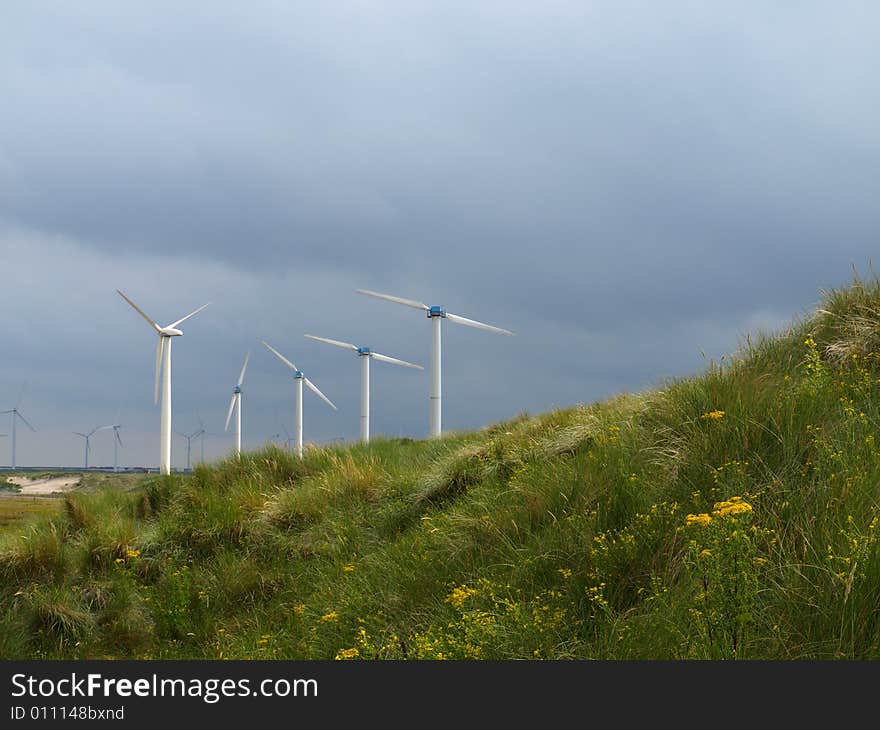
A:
[5, 274, 880, 658]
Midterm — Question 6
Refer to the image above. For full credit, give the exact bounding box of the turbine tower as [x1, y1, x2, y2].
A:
[116, 290, 210, 475]
[110, 424, 123, 473]
[1, 407, 36, 470]
[355, 289, 514, 437]
[260, 340, 337, 458]
[224, 352, 250, 457]
[174, 428, 203, 471]
[74, 425, 112, 469]
[304, 334, 422, 443]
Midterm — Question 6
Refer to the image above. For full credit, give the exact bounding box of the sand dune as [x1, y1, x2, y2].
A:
[6, 475, 81, 495]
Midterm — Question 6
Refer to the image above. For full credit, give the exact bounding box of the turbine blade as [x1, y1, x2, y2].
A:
[260, 340, 300, 374]
[371, 352, 424, 369]
[304, 334, 358, 351]
[304, 377, 337, 411]
[15, 411, 36, 431]
[237, 351, 251, 387]
[73, 432, 87, 438]
[167, 302, 211, 330]
[115, 430, 124, 447]
[117, 290, 161, 332]
[225, 394, 237, 432]
[154, 336, 165, 404]
[355, 289, 429, 311]
[445, 312, 514, 335]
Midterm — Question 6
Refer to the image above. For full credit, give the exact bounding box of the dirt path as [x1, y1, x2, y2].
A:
[6, 475, 81, 495]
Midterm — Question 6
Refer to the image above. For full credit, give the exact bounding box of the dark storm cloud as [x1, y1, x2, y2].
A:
[1, 1, 878, 466]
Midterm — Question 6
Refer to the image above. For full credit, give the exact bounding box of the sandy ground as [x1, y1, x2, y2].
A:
[6, 475, 81, 495]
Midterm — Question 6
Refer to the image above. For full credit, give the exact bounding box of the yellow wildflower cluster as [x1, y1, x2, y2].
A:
[445, 584, 479, 610]
[126, 549, 141, 559]
[713, 497, 753, 518]
[334, 647, 360, 660]
[701, 410, 725, 421]
[320, 611, 339, 623]
[686, 513, 712, 528]
[342, 564, 355, 572]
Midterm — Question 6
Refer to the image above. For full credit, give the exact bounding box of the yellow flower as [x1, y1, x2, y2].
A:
[701, 410, 725, 420]
[342, 564, 355, 572]
[335, 647, 360, 660]
[320, 611, 339, 623]
[685, 513, 712, 527]
[445, 585, 478, 609]
[293, 603, 306, 616]
[713, 498, 753, 517]
[699, 549, 712, 558]
[114, 557, 125, 564]
[126, 549, 141, 558]
[557, 568, 573, 579]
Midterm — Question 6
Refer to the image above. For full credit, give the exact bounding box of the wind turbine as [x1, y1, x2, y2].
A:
[224, 352, 250, 457]
[1, 407, 36, 469]
[110, 424, 123, 472]
[116, 289, 210, 475]
[74, 425, 112, 469]
[304, 334, 422, 443]
[260, 340, 337, 458]
[279, 424, 295, 451]
[174, 428, 203, 471]
[355, 289, 514, 437]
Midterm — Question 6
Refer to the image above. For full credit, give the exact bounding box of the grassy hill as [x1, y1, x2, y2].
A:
[4, 274, 880, 660]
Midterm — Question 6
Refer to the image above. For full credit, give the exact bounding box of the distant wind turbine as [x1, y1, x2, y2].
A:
[116, 290, 210, 475]
[260, 340, 337, 458]
[355, 289, 514, 437]
[174, 428, 204, 471]
[304, 334, 422, 443]
[110, 424, 123, 473]
[74, 425, 112, 469]
[1, 407, 36, 470]
[224, 352, 250, 457]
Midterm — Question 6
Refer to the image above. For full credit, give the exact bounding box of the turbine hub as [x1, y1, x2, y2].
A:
[357, 347, 371, 356]
[233, 386, 241, 394]
[159, 328, 183, 337]
[294, 370, 304, 379]
[427, 305, 445, 318]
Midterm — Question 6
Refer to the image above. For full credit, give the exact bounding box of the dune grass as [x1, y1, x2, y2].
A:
[5, 274, 880, 659]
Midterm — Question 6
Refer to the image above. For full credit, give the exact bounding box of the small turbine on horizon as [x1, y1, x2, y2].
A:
[74, 425, 112, 469]
[224, 352, 250, 457]
[1, 407, 35, 470]
[116, 290, 210, 475]
[304, 334, 422, 443]
[174, 427, 204, 471]
[110, 424, 123, 472]
[355, 289, 514, 438]
[260, 340, 337, 458]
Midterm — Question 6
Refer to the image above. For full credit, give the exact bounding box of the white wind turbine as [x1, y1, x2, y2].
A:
[224, 352, 250, 457]
[304, 334, 423, 443]
[260, 340, 337, 458]
[0, 407, 35, 470]
[73, 425, 112, 469]
[116, 289, 211, 475]
[110, 424, 124, 473]
[355, 289, 514, 437]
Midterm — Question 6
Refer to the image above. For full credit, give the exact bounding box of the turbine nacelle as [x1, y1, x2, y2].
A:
[158, 327, 183, 337]
[294, 370, 304, 379]
[357, 347, 371, 356]
[233, 385, 242, 394]
[428, 305, 446, 318]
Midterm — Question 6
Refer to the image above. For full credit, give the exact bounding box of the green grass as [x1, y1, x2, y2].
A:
[6, 273, 880, 659]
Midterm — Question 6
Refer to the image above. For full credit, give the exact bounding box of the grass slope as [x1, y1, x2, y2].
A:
[4, 275, 880, 660]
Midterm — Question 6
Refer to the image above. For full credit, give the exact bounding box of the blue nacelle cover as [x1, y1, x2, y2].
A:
[428, 305, 445, 318]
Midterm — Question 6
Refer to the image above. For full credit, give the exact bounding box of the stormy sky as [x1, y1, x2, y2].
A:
[1, 1, 878, 469]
